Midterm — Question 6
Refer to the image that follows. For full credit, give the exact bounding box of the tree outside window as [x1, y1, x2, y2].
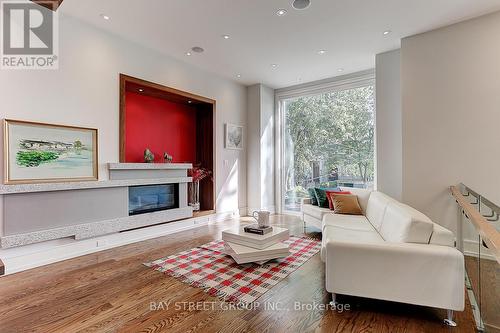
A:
[284, 85, 375, 211]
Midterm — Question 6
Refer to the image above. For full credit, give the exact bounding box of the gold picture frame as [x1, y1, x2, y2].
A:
[3, 119, 98, 184]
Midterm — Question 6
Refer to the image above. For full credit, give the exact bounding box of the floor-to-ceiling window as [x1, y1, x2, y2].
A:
[278, 76, 375, 213]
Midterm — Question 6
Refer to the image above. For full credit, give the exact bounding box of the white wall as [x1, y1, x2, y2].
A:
[246, 84, 275, 213]
[401, 11, 500, 234]
[246, 85, 261, 211]
[0, 14, 248, 236]
[375, 49, 402, 200]
[260, 85, 275, 211]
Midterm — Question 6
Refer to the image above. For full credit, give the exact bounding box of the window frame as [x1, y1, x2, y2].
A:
[274, 70, 376, 215]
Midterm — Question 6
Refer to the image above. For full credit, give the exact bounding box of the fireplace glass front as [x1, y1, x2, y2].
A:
[129, 184, 178, 215]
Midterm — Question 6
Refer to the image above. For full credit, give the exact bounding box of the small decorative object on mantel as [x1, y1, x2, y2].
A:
[163, 152, 173, 163]
[188, 164, 212, 211]
[225, 123, 243, 150]
[144, 148, 154, 163]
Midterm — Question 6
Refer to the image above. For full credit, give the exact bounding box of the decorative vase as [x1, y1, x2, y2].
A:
[188, 180, 200, 211]
[144, 148, 154, 163]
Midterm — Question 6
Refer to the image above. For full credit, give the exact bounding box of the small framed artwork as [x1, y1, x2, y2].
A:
[3, 119, 98, 184]
[225, 123, 243, 150]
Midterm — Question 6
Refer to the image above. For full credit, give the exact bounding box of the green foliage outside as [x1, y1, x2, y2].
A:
[17, 151, 59, 167]
[284, 86, 374, 208]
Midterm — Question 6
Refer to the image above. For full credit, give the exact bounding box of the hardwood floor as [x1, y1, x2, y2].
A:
[0, 215, 476, 333]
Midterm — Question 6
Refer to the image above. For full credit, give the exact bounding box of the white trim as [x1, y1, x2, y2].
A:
[0, 210, 238, 275]
[0, 177, 192, 194]
[463, 239, 497, 261]
[108, 163, 192, 170]
[274, 69, 375, 214]
[275, 69, 375, 100]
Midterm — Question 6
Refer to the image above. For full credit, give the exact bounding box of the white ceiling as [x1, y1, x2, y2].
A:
[60, 0, 500, 88]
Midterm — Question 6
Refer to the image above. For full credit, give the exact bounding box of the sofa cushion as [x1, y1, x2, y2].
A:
[365, 191, 395, 230]
[429, 223, 455, 247]
[340, 187, 371, 214]
[307, 188, 318, 206]
[314, 187, 339, 208]
[302, 204, 332, 221]
[320, 225, 384, 262]
[322, 213, 374, 232]
[326, 190, 351, 209]
[332, 194, 363, 215]
[379, 202, 434, 244]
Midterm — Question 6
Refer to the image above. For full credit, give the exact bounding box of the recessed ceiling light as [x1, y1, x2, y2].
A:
[383, 30, 391, 35]
[292, 0, 311, 10]
[318, 50, 327, 55]
[185, 51, 192, 56]
[100, 14, 110, 20]
[236, 74, 242, 78]
[276, 9, 287, 16]
[222, 35, 230, 40]
[191, 46, 204, 53]
[188, 100, 192, 104]
[138, 88, 144, 92]
[338, 68, 344, 72]
[271, 64, 278, 69]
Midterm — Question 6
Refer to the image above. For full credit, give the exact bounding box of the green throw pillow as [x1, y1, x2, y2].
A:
[307, 188, 318, 206]
[314, 187, 339, 208]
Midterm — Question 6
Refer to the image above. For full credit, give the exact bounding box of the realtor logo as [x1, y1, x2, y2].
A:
[1, 0, 59, 69]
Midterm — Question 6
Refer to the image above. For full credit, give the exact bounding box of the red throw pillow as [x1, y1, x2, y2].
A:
[326, 190, 351, 210]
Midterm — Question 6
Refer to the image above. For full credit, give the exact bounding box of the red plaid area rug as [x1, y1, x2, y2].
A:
[145, 236, 321, 304]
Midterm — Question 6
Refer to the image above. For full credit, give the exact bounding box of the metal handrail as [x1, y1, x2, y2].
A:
[451, 185, 500, 264]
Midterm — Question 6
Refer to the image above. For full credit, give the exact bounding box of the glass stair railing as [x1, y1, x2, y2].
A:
[451, 184, 500, 333]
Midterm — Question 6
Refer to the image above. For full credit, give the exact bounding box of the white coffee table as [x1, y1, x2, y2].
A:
[222, 226, 290, 264]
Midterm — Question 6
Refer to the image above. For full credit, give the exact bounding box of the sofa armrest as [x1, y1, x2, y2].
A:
[301, 198, 312, 205]
[325, 241, 464, 311]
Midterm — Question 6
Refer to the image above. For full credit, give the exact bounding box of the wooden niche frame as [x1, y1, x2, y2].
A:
[119, 74, 216, 214]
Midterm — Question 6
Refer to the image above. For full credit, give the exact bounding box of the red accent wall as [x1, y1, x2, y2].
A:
[125, 92, 197, 163]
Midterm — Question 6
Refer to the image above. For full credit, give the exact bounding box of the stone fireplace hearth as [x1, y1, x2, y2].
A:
[0, 163, 193, 248]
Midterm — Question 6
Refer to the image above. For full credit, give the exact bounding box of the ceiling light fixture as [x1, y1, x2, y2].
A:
[236, 74, 242, 78]
[292, 0, 311, 10]
[338, 68, 344, 72]
[100, 14, 110, 20]
[138, 88, 144, 92]
[185, 51, 192, 56]
[191, 46, 204, 53]
[318, 50, 327, 55]
[188, 100, 192, 104]
[271, 64, 278, 69]
[383, 30, 391, 35]
[276, 9, 287, 16]
[222, 35, 230, 40]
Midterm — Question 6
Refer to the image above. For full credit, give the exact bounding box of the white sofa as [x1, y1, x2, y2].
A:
[301, 188, 464, 325]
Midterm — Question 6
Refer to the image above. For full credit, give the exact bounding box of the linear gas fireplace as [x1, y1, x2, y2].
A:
[129, 184, 179, 215]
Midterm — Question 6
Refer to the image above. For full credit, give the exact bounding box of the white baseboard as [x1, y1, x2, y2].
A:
[0, 210, 238, 275]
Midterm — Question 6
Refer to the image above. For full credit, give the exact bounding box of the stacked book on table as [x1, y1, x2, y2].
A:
[221, 226, 290, 264]
[243, 224, 273, 235]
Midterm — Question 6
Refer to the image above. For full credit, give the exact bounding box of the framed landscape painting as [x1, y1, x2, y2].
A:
[225, 123, 243, 150]
[3, 119, 98, 184]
